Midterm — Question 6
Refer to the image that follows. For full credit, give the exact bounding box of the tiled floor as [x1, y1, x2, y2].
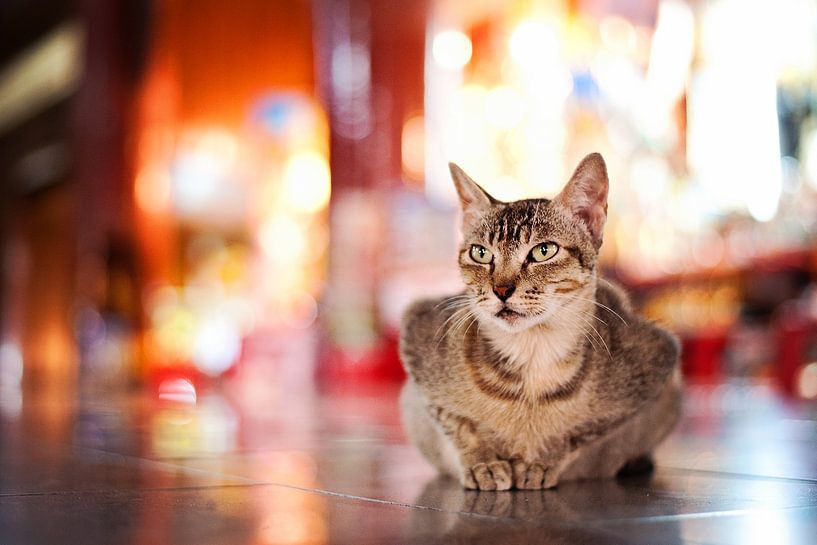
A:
[1, 378, 816, 544]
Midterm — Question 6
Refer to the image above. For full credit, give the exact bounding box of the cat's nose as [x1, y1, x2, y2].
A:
[493, 283, 516, 302]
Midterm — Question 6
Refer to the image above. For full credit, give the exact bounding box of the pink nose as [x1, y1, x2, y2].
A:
[493, 283, 515, 301]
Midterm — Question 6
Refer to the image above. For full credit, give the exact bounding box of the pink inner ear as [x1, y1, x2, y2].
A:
[577, 205, 606, 241]
[566, 178, 607, 243]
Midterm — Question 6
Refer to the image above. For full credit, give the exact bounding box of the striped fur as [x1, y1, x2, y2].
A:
[400, 154, 681, 490]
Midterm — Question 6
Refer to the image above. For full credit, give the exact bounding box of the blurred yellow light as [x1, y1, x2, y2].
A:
[484, 86, 524, 130]
[259, 216, 307, 263]
[432, 30, 472, 70]
[283, 151, 331, 213]
[458, 84, 487, 113]
[153, 305, 197, 361]
[258, 511, 327, 545]
[197, 128, 238, 165]
[401, 115, 425, 180]
[509, 21, 559, 67]
[151, 406, 199, 457]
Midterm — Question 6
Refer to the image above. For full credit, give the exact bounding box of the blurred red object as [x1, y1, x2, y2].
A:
[681, 332, 727, 381]
[319, 332, 404, 387]
[776, 302, 817, 396]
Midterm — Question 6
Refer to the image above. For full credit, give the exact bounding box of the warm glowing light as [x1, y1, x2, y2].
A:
[135, 165, 172, 213]
[509, 21, 560, 67]
[484, 86, 524, 130]
[151, 407, 198, 457]
[797, 362, 817, 399]
[401, 115, 425, 180]
[259, 216, 307, 263]
[0, 22, 83, 133]
[282, 292, 319, 329]
[283, 151, 331, 213]
[158, 378, 197, 405]
[151, 303, 197, 362]
[197, 128, 238, 165]
[432, 30, 472, 70]
[258, 511, 327, 545]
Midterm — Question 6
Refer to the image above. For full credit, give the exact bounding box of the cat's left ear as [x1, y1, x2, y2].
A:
[556, 153, 609, 248]
[449, 162, 498, 226]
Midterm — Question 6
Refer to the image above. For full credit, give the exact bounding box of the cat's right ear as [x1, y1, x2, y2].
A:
[449, 162, 497, 226]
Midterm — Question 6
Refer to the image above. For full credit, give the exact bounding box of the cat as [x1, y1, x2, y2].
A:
[399, 153, 681, 490]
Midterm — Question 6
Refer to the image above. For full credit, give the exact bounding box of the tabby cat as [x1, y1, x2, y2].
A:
[399, 153, 681, 490]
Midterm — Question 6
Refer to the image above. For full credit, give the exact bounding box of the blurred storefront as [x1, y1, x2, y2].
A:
[1, 0, 817, 403]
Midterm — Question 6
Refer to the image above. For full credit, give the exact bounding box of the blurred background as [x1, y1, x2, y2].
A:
[2, 0, 817, 415]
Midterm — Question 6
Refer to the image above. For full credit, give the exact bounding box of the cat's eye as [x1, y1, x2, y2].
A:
[529, 242, 559, 262]
[469, 244, 493, 264]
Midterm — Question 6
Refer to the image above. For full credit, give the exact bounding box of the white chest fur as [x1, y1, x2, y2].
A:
[482, 304, 591, 399]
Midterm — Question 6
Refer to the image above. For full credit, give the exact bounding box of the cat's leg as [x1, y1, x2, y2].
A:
[401, 383, 512, 490]
[400, 380, 461, 478]
[428, 404, 512, 491]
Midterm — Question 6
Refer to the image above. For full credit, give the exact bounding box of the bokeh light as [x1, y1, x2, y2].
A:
[283, 151, 331, 214]
[157, 377, 197, 405]
[797, 362, 817, 399]
[432, 30, 472, 70]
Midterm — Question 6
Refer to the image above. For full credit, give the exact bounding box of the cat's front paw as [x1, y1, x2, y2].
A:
[463, 461, 512, 491]
[512, 461, 559, 490]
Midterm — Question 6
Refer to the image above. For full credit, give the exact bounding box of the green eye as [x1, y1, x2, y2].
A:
[529, 242, 559, 262]
[469, 244, 493, 264]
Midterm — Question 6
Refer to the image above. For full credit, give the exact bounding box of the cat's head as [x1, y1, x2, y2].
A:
[451, 153, 608, 333]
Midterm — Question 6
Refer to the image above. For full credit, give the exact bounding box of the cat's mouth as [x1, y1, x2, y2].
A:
[496, 307, 525, 323]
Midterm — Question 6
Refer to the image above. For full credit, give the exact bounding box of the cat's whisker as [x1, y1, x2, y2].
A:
[435, 302, 472, 315]
[460, 314, 479, 340]
[558, 304, 609, 351]
[557, 304, 611, 358]
[547, 296, 609, 326]
[558, 294, 628, 325]
[434, 307, 470, 343]
[434, 295, 471, 310]
[551, 310, 601, 354]
[434, 306, 479, 351]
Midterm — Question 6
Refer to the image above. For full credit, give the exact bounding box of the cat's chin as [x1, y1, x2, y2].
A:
[490, 309, 539, 333]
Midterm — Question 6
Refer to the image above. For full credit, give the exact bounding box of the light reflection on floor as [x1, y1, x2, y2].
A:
[1, 378, 816, 545]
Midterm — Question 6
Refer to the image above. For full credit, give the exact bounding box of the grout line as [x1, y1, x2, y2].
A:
[656, 465, 817, 485]
[0, 482, 267, 499]
[587, 503, 817, 526]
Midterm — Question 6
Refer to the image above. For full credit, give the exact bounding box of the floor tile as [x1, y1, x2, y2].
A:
[0, 482, 657, 545]
[0, 445, 245, 495]
[2, 380, 816, 544]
